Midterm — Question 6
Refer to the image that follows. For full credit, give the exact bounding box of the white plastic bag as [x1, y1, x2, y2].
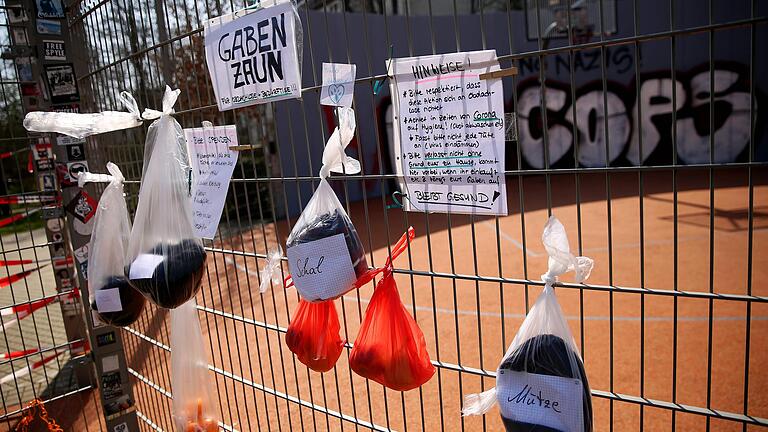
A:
[170, 299, 219, 432]
[23, 92, 143, 139]
[463, 216, 594, 432]
[259, 246, 283, 293]
[125, 86, 207, 309]
[80, 163, 146, 327]
[285, 107, 366, 301]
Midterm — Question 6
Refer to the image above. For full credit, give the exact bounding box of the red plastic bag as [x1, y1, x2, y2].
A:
[349, 232, 435, 391]
[285, 299, 345, 373]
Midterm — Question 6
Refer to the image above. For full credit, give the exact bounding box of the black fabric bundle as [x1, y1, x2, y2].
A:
[91, 276, 146, 327]
[286, 208, 367, 278]
[126, 239, 207, 309]
[499, 334, 592, 432]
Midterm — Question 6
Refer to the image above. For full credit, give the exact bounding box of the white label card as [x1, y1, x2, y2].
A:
[286, 233, 356, 301]
[389, 50, 507, 216]
[320, 62, 356, 107]
[204, 1, 301, 110]
[185, 125, 239, 239]
[95, 288, 123, 313]
[496, 370, 584, 432]
[129, 254, 164, 279]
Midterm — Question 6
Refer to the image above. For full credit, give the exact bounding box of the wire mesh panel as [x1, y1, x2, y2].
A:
[69, 0, 766, 431]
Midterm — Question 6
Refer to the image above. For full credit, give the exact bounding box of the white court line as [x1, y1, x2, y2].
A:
[341, 296, 768, 322]
[225, 256, 250, 273]
[482, 221, 542, 257]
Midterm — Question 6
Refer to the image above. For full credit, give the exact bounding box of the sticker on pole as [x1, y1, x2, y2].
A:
[496, 370, 584, 432]
[204, 1, 302, 111]
[389, 50, 507, 215]
[184, 124, 239, 239]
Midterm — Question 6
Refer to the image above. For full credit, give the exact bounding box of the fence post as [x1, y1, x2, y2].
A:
[14, 0, 142, 429]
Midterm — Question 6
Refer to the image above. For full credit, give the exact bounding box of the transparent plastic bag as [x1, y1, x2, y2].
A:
[170, 299, 218, 432]
[80, 163, 145, 327]
[463, 216, 594, 432]
[23, 92, 143, 139]
[125, 87, 207, 309]
[285, 299, 344, 372]
[285, 107, 365, 301]
[348, 228, 434, 391]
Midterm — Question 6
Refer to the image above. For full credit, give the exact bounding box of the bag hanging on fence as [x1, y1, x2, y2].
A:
[79, 163, 145, 327]
[348, 228, 435, 391]
[170, 299, 219, 432]
[125, 87, 207, 309]
[23, 92, 143, 139]
[462, 216, 594, 432]
[284, 228, 416, 374]
[284, 299, 344, 372]
[285, 107, 366, 301]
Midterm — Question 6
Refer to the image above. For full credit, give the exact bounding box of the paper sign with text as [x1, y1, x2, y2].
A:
[185, 125, 239, 239]
[496, 370, 584, 432]
[320, 62, 356, 107]
[204, 1, 301, 111]
[389, 50, 507, 215]
[286, 234, 356, 301]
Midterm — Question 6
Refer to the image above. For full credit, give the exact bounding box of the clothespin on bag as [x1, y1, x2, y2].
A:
[479, 66, 518, 81]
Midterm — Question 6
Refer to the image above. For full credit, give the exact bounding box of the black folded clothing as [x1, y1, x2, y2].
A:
[126, 239, 207, 309]
[287, 209, 368, 278]
[91, 276, 145, 327]
[499, 334, 592, 432]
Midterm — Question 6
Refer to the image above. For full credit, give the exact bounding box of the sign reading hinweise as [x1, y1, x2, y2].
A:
[389, 50, 507, 216]
[204, 1, 301, 111]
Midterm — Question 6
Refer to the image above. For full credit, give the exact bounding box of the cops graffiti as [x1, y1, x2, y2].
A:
[515, 64, 761, 168]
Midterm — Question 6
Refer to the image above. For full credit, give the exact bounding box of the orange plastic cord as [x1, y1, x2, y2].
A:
[14, 398, 63, 432]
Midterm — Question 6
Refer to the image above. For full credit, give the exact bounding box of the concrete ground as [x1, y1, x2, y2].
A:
[118, 168, 768, 432]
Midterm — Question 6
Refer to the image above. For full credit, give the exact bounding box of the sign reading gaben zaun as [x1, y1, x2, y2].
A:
[204, 1, 301, 111]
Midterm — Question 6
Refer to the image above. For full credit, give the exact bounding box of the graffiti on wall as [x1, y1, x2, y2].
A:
[515, 63, 761, 168]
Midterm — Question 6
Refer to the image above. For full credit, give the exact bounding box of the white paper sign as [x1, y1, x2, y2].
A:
[496, 370, 584, 432]
[129, 254, 164, 279]
[320, 62, 356, 107]
[95, 288, 123, 313]
[286, 233, 356, 301]
[389, 50, 507, 215]
[204, 1, 301, 111]
[185, 125, 239, 239]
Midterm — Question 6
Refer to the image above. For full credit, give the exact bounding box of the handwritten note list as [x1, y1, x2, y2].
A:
[389, 50, 507, 215]
[185, 125, 239, 239]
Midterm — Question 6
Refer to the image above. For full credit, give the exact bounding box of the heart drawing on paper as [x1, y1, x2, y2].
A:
[328, 83, 345, 104]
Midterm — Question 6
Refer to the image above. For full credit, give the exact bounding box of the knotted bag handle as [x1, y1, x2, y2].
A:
[284, 226, 415, 290]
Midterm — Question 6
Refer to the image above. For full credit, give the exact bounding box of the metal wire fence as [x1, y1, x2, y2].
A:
[63, 0, 767, 431]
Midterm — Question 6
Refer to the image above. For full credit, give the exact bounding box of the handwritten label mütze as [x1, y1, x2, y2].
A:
[125, 87, 208, 309]
[79, 163, 145, 326]
[463, 216, 594, 432]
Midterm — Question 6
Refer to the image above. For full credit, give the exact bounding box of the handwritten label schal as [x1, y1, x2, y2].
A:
[496, 369, 584, 432]
[389, 50, 508, 216]
[185, 124, 239, 239]
[286, 233, 356, 301]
